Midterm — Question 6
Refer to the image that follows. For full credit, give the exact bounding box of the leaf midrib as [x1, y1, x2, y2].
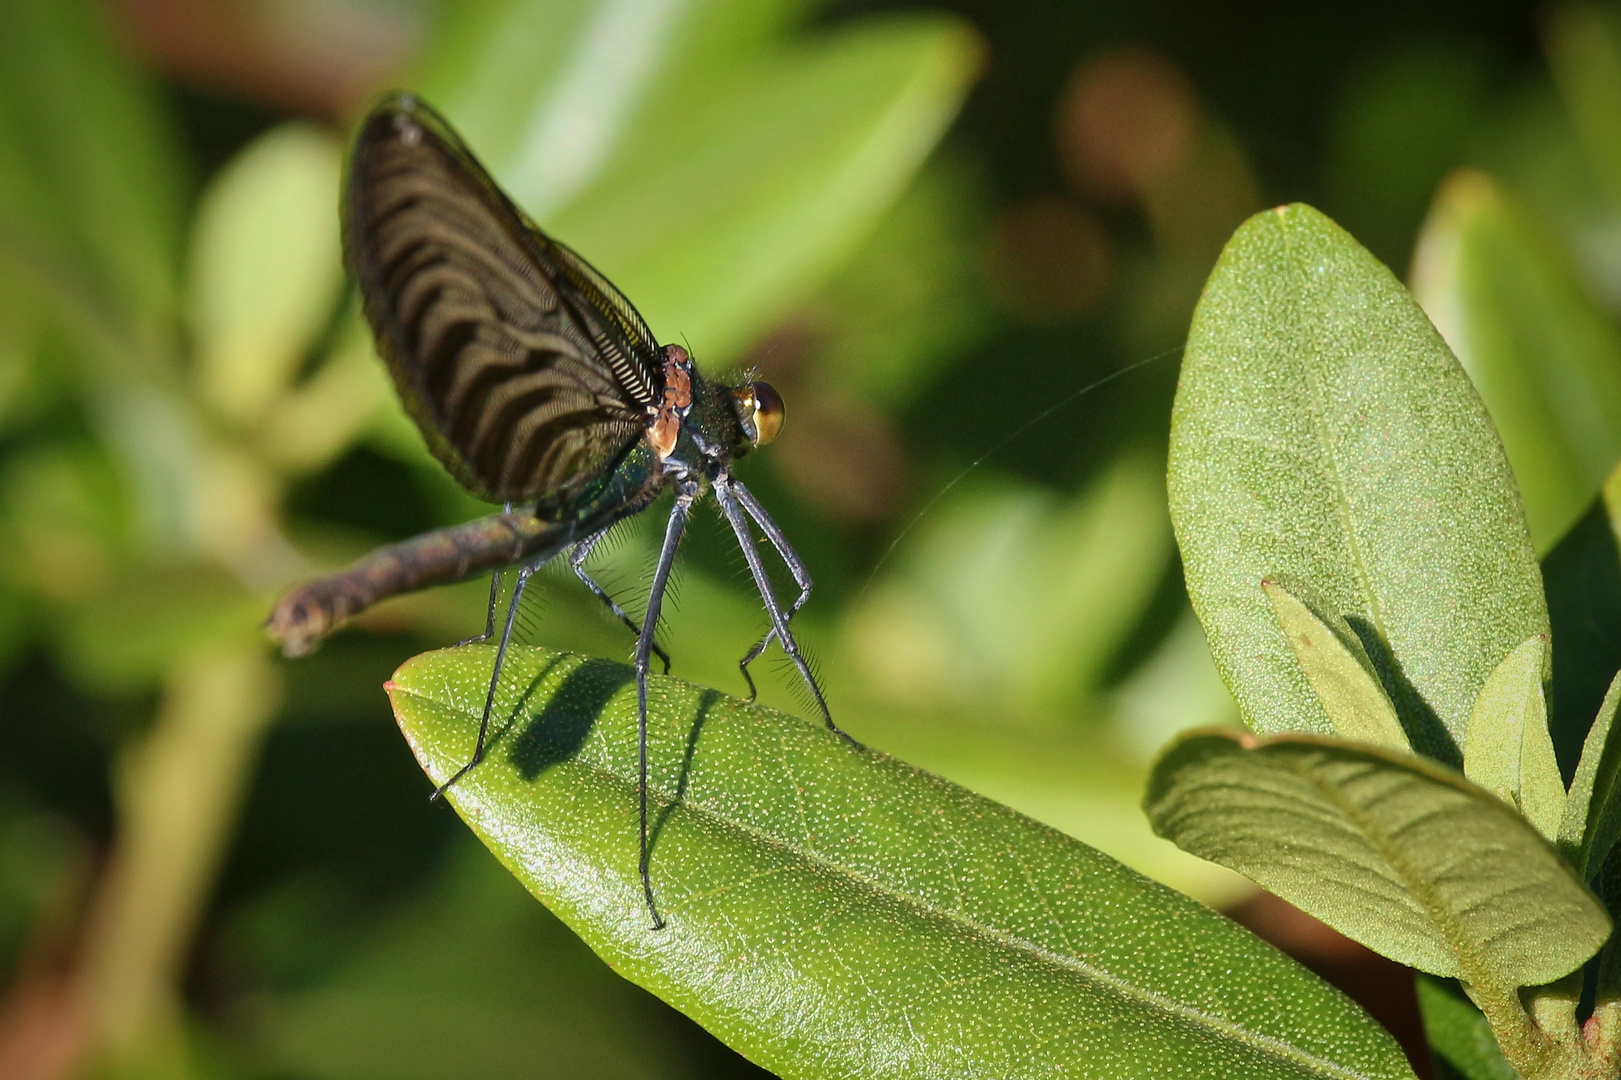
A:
[1278, 746, 1501, 993]
[1278, 216, 1393, 653]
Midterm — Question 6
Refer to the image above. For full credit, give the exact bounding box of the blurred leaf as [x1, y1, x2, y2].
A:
[190, 123, 344, 427]
[1112, 609, 1241, 756]
[55, 564, 265, 695]
[417, 0, 979, 365]
[0, 0, 224, 563]
[0, 0, 184, 353]
[0, 265, 44, 434]
[258, 842, 731, 1080]
[0, 441, 130, 601]
[1411, 169, 1621, 550]
[1144, 728, 1609, 986]
[95, 381, 223, 557]
[1464, 68, 1621, 319]
[1559, 668, 1621, 876]
[1169, 204, 1546, 747]
[1547, 3, 1621, 213]
[1414, 976, 1517, 1080]
[806, 159, 987, 407]
[1462, 635, 1563, 841]
[842, 453, 1169, 719]
[1126, 123, 1265, 352]
[1324, 40, 1493, 268]
[261, 317, 396, 474]
[1261, 578, 1408, 752]
[0, 805, 89, 977]
[414, 0, 716, 216]
[0, 581, 28, 682]
[391, 646, 1413, 1080]
[557, 15, 980, 363]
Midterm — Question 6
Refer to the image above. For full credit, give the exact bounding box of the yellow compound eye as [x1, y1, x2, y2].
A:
[746, 381, 784, 445]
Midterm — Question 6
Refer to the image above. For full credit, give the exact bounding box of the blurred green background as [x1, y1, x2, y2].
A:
[2, 0, 1619, 1077]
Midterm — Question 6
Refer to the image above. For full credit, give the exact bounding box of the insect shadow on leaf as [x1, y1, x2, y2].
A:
[648, 688, 725, 856]
[510, 658, 636, 779]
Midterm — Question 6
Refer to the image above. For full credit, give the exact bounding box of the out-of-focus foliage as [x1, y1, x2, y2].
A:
[1412, 171, 1621, 551]
[189, 124, 344, 428]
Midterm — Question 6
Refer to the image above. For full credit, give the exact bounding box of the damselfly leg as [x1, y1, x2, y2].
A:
[451, 569, 503, 647]
[431, 554, 542, 801]
[634, 481, 697, 930]
[451, 504, 513, 648]
[730, 482, 815, 703]
[572, 527, 671, 674]
[715, 478, 847, 742]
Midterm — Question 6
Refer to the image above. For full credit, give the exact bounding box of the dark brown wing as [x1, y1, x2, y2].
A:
[344, 92, 663, 510]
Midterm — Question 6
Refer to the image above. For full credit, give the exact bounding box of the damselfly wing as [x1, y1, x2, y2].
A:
[266, 93, 843, 929]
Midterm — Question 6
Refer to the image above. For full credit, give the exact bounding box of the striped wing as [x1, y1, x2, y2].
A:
[344, 93, 663, 511]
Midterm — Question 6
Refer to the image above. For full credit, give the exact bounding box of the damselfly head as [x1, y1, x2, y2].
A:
[732, 381, 784, 448]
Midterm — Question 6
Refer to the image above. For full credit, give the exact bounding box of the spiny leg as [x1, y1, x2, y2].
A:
[715, 479, 849, 741]
[452, 568, 503, 647]
[452, 503, 513, 648]
[635, 482, 696, 930]
[571, 528, 671, 674]
[729, 481, 813, 701]
[432, 558, 537, 800]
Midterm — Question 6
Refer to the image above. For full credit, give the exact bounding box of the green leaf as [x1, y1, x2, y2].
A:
[1144, 729, 1609, 988]
[390, 646, 1414, 1080]
[1410, 168, 1621, 552]
[1168, 204, 1547, 748]
[1559, 669, 1621, 877]
[1414, 976, 1517, 1080]
[259, 314, 395, 473]
[556, 15, 979, 362]
[1261, 578, 1409, 752]
[188, 123, 344, 427]
[416, 0, 980, 363]
[1462, 636, 1564, 841]
[411, 0, 642, 204]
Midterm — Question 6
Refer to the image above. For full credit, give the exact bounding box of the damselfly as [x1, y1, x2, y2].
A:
[266, 93, 844, 928]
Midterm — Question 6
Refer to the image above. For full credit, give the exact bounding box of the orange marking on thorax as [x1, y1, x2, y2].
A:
[648, 345, 693, 459]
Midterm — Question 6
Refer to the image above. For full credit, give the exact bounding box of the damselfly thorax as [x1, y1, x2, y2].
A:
[265, 93, 842, 929]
